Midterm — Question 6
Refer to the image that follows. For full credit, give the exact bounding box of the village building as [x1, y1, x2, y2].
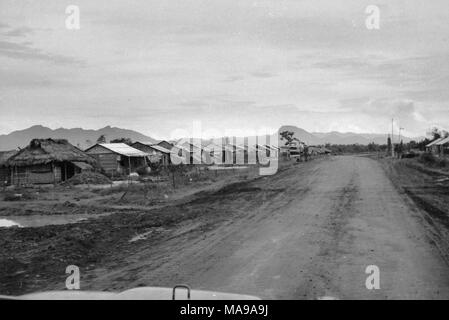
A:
[156, 140, 174, 150]
[0, 150, 17, 186]
[426, 137, 445, 154]
[131, 142, 171, 166]
[85, 143, 149, 176]
[308, 146, 321, 155]
[436, 136, 449, 156]
[261, 144, 281, 159]
[279, 145, 290, 158]
[6, 139, 95, 185]
[222, 143, 238, 165]
[172, 140, 203, 164]
[202, 141, 225, 164]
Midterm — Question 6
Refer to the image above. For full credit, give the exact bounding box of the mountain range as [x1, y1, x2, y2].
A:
[0, 125, 422, 151]
[0, 125, 157, 151]
[279, 125, 420, 146]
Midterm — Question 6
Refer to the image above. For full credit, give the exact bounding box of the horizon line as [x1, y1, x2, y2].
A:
[0, 124, 427, 139]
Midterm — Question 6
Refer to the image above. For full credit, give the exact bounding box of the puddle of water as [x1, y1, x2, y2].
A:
[317, 296, 339, 300]
[0, 219, 22, 228]
[0, 213, 109, 228]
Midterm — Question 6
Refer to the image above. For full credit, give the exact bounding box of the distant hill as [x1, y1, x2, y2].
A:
[311, 131, 389, 145]
[0, 124, 424, 151]
[279, 125, 421, 146]
[278, 125, 323, 145]
[0, 125, 158, 151]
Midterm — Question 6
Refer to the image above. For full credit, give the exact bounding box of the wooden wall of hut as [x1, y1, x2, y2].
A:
[11, 163, 62, 185]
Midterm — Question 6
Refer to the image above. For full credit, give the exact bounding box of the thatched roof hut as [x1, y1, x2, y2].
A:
[7, 138, 95, 167]
[0, 150, 17, 167]
[0, 150, 17, 185]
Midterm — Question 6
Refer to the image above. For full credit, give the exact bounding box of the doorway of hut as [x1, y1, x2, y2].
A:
[60, 161, 76, 181]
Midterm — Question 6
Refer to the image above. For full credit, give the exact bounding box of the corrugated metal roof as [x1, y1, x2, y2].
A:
[149, 145, 171, 154]
[203, 143, 223, 151]
[436, 137, 449, 145]
[426, 137, 445, 147]
[133, 142, 171, 154]
[99, 143, 149, 157]
[138, 141, 157, 146]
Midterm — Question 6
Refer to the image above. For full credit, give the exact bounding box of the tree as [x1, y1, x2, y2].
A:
[110, 137, 133, 145]
[280, 131, 295, 145]
[96, 135, 106, 143]
[367, 142, 377, 152]
[430, 127, 441, 140]
[428, 127, 449, 140]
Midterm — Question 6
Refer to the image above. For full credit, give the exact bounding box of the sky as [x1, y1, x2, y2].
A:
[0, 0, 448, 139]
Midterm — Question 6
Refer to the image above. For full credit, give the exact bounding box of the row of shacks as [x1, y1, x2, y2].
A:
[0, 136, 332, 186]
[175, 139, 286, 165]
[426, 136, 449, 156]
[0, 138, 282, 186]
[0, 139, 175, 186]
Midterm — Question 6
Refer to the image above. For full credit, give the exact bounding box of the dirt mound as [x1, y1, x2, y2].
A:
[63, 171, 111, 186]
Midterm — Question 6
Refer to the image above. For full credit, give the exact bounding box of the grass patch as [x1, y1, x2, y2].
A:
[2, 189, 38, 201]
[418, 153, 448, 169]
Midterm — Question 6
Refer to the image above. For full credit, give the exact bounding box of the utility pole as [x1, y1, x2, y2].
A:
[391, 118, 395, 157]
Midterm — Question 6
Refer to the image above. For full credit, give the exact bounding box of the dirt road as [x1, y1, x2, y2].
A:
[2, 155, 449, 299]
[80, 156, 449, 299]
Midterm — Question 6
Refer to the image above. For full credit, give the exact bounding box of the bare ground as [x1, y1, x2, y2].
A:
[1, 156, 449, 299]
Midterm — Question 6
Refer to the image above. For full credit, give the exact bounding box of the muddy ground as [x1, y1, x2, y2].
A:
[1, 155, 449, 299]
[379, 157, 449, 263]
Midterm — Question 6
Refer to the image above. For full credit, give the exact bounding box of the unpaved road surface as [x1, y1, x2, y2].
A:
[85, 156, 449, 299]
[2, 155, 449, 299]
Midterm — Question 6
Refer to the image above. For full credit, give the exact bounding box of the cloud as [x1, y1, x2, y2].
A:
[0, 0, 448, 137]
[250, 71, 276, 79]
[0, 40, 84, 65]
[222, 75, 245, 83]
[4, 26, 33, 37]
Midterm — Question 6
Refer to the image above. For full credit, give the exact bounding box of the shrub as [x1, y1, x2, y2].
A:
[418, 153, 437, 164]
[438, 159, 447, 168]
[418, 153, 448, 169]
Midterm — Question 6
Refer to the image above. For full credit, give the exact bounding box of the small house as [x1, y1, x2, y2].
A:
[436, 137, 449, 156]
[0, 150, 17, 186]
[131, 142, 171, 166]
[172, 140, 203, 164]
[6, 139, 95, 185]
[426, 137, 445, 154]
[156, 140, 174, 150]
[85, 143, 148, 176]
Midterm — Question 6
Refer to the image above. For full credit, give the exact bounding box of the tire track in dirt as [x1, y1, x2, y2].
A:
[82, 161, 320, 292]
[4, 156, 449, 299]
[293, 173, 359, 299]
